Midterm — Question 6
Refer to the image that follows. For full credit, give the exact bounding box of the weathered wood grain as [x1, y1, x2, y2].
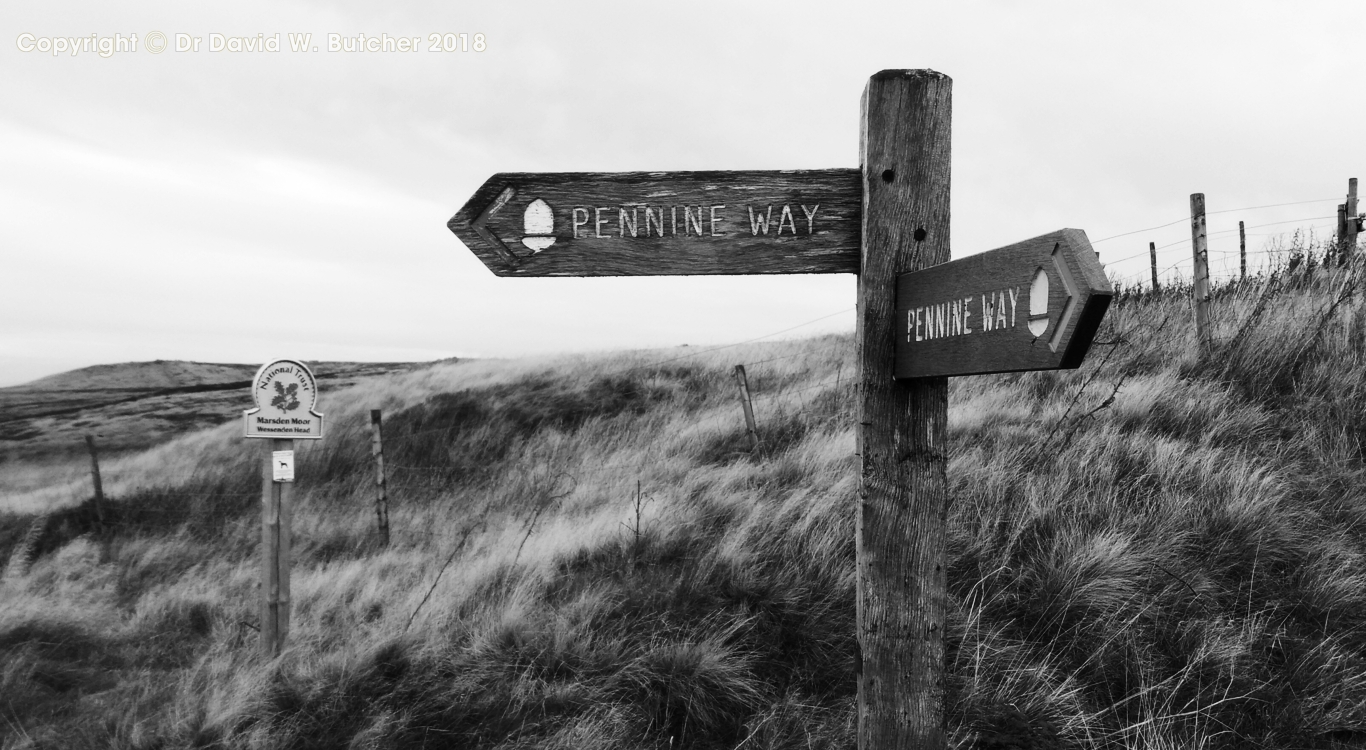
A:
[893, 229, 1111, 378]
[448, 169, 861, 276]
[857, 68, 952, 750]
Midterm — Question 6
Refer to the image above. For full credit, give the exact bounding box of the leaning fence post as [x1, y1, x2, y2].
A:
[733, 365, 759, 450]
[84, 435, 105, 530]
[1190, 193, 1212, 351]
[370, 409, 390, 546]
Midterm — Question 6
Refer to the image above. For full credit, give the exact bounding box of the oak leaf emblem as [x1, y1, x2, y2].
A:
[271, 381, 300, 412]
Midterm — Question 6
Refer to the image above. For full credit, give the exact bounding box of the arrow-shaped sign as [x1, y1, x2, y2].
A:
[894, 229, 1111, 379]
[449, 169, 862, 277]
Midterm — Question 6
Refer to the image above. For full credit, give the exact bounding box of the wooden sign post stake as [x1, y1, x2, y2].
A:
[449, 68, 1110, 750]
[261, 438, 293, 657]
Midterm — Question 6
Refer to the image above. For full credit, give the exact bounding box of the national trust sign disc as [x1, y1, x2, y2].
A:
[243, 359, 324, 439]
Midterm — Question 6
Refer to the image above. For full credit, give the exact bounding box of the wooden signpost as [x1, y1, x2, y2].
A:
[449, 69, 1111, 749]
[894, 229, 1110, 378]
[450, 170, 861, 276]
[243, 359, 323, 657]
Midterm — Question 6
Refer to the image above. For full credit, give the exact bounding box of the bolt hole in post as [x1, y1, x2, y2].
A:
[881, 168, 896, 183]
[914, 227, 927, 242]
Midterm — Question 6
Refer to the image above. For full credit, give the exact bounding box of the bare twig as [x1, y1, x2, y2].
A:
[1040, 313, 1170, 457]
[1220, 270, 1285, 361]
[618, 479, 655, 565]
[513, 471, 576, 564]
[405, 519, 486, 633]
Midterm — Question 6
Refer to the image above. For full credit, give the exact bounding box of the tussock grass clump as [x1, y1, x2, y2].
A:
[7, 248, 1366, 748]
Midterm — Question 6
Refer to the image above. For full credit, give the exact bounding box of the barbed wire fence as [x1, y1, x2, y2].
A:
[1095, 192, 1354, 291]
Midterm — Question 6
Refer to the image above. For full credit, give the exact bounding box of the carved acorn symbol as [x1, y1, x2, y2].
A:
[1027, 268, 1050, 338]
[521, 199, 556, 253]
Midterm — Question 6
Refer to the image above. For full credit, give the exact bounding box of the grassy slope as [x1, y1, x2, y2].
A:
[5, 254, 1366, 748]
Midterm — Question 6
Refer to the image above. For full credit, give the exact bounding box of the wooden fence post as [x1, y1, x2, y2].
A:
[370, 409, 390, 546]
[84, 435, 105, 530]
[1339, 202, 1348, 265]
[1190, 193, 1212, 351]
[857, 69, 952, 750]
[1149, 241, 1159, 291]
[1347, 177, 1359, 259]
[261, 438, 293, 656]
[733, 365, 759, 450]
[1239, 221, 1246, 281]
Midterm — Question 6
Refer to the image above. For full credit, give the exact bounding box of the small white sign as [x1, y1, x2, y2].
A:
[272, 450, 295, 482]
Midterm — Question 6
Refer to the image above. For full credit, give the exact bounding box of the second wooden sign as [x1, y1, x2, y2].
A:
[894, 229, 1112, 379]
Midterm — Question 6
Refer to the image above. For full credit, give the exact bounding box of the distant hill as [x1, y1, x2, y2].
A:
[13, 360, 259, 391]
[0, 359, 443, 460]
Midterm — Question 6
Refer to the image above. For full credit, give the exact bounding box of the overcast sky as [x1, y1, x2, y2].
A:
[2, 1, 1360, 387]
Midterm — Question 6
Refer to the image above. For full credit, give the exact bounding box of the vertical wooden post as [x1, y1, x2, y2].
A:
[1148, 241, 1159, 291]
[260, 441, 278, 656]
[261, 438, 293, 656]
[733, 365, 759, 450]
[84, 435, 105, 529]
[1339, 203, 1348, 265]
[1347, 177, 1359, 259]
[1238, 221, 1246, 281]
[370, 409, 390, 546]
[1190, 193, 1212, 351]
[278, 440, 292, 650]
[857, 69, 951, 750]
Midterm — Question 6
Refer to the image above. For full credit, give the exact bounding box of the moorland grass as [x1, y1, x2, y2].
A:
[4, 243, 1366, 748]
